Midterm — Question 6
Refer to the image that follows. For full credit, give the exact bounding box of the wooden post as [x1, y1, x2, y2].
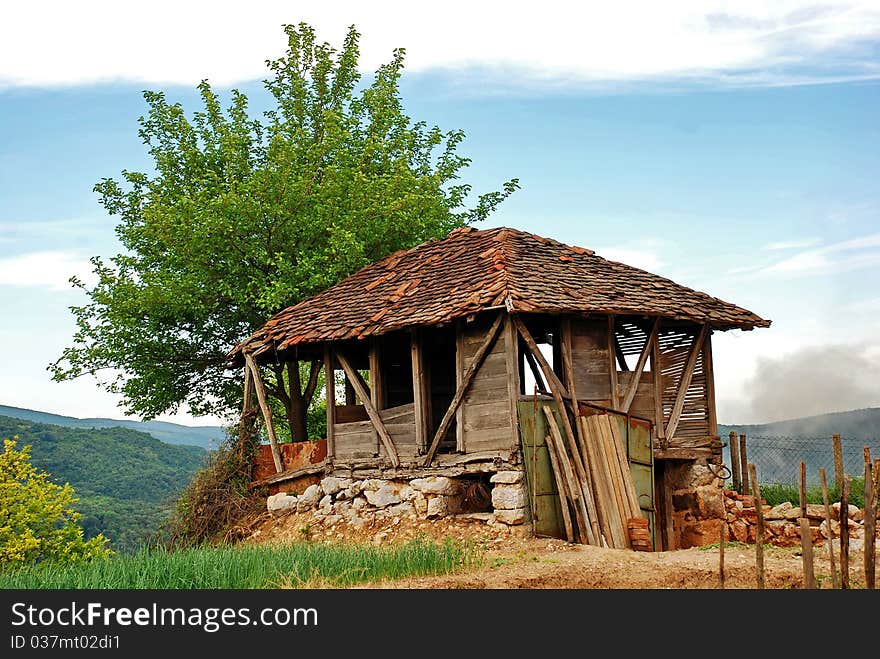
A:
[651, 334, 666, 449]
[840, 475, 850, 589]
[799, 461, 808, 516]
[739, 434, 750, 495]
[410, 330, 428, 453]
[703, 330, 718, 441]
[324, 345, 335, 458]
[719, 488, 726, 589]
[729, 430, 741, 494]
[607, 315, 620, 410]
[243, 353, 283, 474]
[799, 517, 815, 589]
[748, 463, 765, 589]
[864, 456, 876, 590]
[336, 351, 400, 467]
[832, 434, 843, 490]
[819, 468, 839, 589]
[371, 339, 384, 454]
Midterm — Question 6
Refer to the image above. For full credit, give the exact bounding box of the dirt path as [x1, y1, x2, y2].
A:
[374, 538, 829, 589]
[249, 510, 875, 589]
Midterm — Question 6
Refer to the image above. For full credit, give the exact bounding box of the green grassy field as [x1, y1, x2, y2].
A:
[758, 476, 867, 509]
[0, 538, 481, 589]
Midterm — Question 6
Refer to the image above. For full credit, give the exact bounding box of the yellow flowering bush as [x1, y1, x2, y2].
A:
[0, 438, 112, 569]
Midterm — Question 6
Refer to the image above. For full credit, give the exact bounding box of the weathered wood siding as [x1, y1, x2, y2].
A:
[458, 319, 517, 452]
[569, 317, 612, 404]
[335, 402, 417, 460]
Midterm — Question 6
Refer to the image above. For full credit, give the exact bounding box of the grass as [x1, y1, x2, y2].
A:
[758, 476, 867, 509]
[0, 537, 482, 589]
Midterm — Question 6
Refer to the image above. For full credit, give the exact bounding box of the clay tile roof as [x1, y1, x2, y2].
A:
[228, 226, 770, 364]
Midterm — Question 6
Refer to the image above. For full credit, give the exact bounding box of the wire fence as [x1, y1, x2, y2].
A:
[721, 434, 880, 487]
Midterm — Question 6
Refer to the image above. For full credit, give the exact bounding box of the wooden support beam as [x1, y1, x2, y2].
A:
[504, 316, 521, 448]
[455, 320, 464, 452]
[651, 333, 666, 446]
[370, 340, 384, 454]
[663, 324, 709, 440]
[243, 352, 283, 474]
[621, 317, 659, 414]
[424, 312, 505, 465]
[608, 315, 620, 410]
[410, 329, 428, 453]
[703, 330, 718, 442]
[324, 345, 335, 458]
[336, 350, 400, 467]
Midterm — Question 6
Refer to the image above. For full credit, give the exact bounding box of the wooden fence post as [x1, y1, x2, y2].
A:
[865, 452, 876, 590]
[832, 434, 843, 490]
[739, 434, 749, 495]
[819, 468, 839, 589]
[799, 518, 815, 589]
[748, 463, 764, 589]
[840, 475, 850, 589]
[729, 430, 741, 494]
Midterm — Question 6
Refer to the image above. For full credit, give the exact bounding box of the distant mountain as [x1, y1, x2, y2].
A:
[0, 404, 227, 450]
[719, 407, 880, 487]
[0, 414, 207, 551]
[720, 407, 880, 441]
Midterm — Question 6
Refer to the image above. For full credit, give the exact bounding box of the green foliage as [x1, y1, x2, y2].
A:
[758, 478, 867, 510]
[50, 22, 518, 428]
[0, 538, 481, 588]
[0, 415, 207, 552]
[163, 423, 262, 548]
[0, 438, 112, 569]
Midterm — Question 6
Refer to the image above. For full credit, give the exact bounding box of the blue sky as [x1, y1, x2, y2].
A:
[1, 2, 879, 426]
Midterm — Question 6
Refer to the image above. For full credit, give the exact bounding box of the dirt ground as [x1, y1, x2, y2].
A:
[245, 510, 877, 589]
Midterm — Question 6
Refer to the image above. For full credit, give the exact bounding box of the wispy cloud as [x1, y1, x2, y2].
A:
[762, 232, 880, 276]
[762, 238, 821, 251]
[0, 250, 95, 291]
[1, 2, 879, 89]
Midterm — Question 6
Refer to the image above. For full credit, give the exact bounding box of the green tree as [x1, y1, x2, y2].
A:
[50, 22, 517, 441]
[0, 438, 112, 569]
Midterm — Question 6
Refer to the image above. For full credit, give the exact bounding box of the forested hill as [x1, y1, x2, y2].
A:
[0, 415, 207, 551]
[0, 404, 225, 449]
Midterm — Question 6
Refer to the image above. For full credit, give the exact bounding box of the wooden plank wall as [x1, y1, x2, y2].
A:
[458, 318, 517, 453]
[335, 402, 417, 460]
[569, 317, 612, 404]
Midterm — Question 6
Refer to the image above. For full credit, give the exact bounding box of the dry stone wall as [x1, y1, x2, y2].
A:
[266, 472, 531, 532]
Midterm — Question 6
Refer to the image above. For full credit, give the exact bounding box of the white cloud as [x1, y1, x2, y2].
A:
[0, 250, 95, 291]
[762, 238, 821, 250]
[1, 1, 879, 89]
[761, 232, 880, 275]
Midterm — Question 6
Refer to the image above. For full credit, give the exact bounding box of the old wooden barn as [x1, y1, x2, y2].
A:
[228, 226, 770, 549]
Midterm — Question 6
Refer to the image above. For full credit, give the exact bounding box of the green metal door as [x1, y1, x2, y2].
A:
[517, 400, 566, 539]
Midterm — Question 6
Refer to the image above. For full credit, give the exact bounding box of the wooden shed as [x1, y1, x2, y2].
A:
[228, 226, 769, 548]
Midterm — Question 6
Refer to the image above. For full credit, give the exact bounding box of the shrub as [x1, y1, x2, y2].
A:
[0, 438, 112, 569]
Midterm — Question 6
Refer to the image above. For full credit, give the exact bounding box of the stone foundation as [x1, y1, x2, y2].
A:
[266, 471, 532, 531]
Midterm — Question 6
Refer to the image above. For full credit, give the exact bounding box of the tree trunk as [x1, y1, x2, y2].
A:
[266, 360, 321, 444]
